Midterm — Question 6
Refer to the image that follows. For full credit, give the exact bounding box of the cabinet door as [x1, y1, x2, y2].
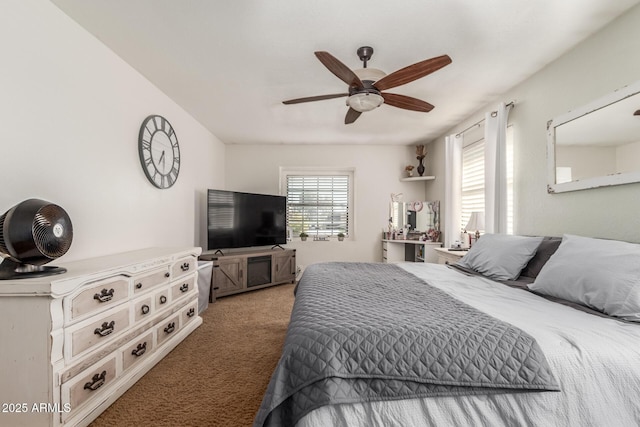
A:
[273, 251, 295, 284]
[212, 257, 245, 296]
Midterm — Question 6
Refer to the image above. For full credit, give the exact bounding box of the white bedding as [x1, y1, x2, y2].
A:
[296, 263, 640, 427]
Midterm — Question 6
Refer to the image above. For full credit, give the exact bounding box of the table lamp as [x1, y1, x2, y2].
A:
[465, 212, 485, 244]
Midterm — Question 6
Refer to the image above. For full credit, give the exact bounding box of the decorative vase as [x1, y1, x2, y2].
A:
[417, 157, 425, 176]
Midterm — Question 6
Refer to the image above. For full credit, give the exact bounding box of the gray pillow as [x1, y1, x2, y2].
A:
[528, 234, 640, 322]
[519, 237, 562, 279]
[456, 234, 543, 281]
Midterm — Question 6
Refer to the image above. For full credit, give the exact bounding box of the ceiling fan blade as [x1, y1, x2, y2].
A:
[345, 107, 362, 124]
[374, 54, 452, 91]
[381, 93, 434, 112]
[315, 51, 364, 89]
[283, 93, 348, 105]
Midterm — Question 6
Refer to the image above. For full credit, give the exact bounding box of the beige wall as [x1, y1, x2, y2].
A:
[9, 0, 639, 270]
[0, 0, 226, 262]
[427, 4, 640, 243]
[225, 144, 435, 267]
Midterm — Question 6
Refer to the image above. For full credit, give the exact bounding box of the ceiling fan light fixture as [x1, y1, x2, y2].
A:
[347, 92, 384, 112]
[354, 68, 386, 82]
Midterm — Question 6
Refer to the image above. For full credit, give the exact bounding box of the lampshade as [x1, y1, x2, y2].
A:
[347, 93, 384, 112]
[465, 211, 485, 231]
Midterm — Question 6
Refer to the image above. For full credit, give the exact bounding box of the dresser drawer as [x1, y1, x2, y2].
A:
[154, 287, 171, 311]
[181, 299, 198, 326]
[156, 314, 181, 347]
[133, 295, 154, 323]
[171, 256, 197, 279]
[133, 267, 170, 295]
[171, 276, 195, 302]
[61, 355, 117, 420]
[122, 332, 154, 371]
[69, 307, 130, 358]
[67, 276, 130, 323]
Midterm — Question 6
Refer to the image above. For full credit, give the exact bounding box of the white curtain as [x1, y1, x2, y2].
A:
[484, 102, 511, 234]
[444, 134, 462, 248]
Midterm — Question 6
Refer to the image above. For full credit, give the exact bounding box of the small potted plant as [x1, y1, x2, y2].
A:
[405, 165, 414, 177]
[337, 232, 345, 242]
[299, 232, 308, 241]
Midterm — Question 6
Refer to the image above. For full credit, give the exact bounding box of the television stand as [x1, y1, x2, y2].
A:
[199, 247, 296, 299]
[271, 244, 286, 250]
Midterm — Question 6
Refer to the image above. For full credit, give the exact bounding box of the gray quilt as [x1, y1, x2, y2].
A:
[254, 262, 559, 427]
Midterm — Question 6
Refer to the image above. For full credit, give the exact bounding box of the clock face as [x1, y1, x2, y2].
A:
[138, 115, 180, 189]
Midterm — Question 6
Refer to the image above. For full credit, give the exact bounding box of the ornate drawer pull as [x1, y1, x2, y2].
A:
[164, 272, 170, 278]
[180, 262, 190, 272]
[131, 342, 147, 357]
[164, 322, 175, 334]
[187, 308, 195, 318]
[179, 283, 189, 293]
[135, 282, 143, 289]
[141, 304, 150, 315]
[94, 321, 115, 337]
[84, 371, 106, 391]
[93, 288, 114, 303]
[159, 295, 167, 304]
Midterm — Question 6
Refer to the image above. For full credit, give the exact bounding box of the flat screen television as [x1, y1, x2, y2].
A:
[207, 189, 287, 250]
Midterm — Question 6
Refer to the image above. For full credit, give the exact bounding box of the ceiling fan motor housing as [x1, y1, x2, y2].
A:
[0, 198, 73, 266]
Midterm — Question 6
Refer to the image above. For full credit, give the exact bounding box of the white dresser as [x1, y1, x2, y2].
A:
[0, 247, 202, 427]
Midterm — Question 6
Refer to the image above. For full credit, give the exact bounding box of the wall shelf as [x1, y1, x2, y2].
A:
[400, 175, 435, 182]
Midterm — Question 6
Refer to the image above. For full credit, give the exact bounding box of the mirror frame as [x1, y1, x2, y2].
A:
[547, 80, 640, 193]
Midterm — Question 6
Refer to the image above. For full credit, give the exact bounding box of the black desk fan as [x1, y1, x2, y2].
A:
[0, 198, 73, 280]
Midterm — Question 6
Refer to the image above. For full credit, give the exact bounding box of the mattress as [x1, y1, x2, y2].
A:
[296, 262, 640, 427]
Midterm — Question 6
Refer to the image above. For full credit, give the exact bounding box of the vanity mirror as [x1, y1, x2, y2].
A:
[547, 80, 640, 193]
[390, 201, 440, 239]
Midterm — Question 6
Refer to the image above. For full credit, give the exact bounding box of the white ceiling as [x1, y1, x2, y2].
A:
[51, 0, 639, 146]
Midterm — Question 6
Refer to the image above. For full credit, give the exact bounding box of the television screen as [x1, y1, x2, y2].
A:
[207, 189, 287, 250]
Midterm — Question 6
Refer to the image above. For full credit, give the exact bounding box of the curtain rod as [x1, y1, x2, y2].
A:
[455, 101, 514, 138]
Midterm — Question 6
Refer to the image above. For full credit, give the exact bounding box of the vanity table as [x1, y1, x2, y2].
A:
[384, 200, 441, 263]
[382, 240, 442, 263]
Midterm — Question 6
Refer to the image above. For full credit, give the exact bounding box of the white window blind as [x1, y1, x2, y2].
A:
[285, 175, 349, 237]
[460, 125, 514, 234]
[461, 139, 485, 230]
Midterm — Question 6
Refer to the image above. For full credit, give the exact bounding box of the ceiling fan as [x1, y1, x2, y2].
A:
[283, 46, 452, 124]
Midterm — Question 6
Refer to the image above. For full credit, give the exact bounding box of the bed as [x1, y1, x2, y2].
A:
[254, 234, 640, 427]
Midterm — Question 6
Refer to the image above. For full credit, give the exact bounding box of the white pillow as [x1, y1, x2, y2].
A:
[528, 234, 640, 321]
[456, 234, 543, 280]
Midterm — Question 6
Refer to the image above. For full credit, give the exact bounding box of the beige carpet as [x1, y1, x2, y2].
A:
[90, 283, 296, 427]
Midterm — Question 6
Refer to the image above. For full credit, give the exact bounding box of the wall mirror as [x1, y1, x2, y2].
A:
[547, 80, 640, 193]
[391, 201, 440, 236]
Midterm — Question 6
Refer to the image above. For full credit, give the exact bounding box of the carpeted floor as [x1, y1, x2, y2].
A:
[89, 283, 296, 427]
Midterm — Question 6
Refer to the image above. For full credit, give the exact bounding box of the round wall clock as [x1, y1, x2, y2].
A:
[138, 115, 180, 189]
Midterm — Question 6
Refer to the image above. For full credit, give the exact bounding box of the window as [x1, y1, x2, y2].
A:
[461, 138, 485, 230]
[281, 169, 353, 238]
[460, 125, 514, 234]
